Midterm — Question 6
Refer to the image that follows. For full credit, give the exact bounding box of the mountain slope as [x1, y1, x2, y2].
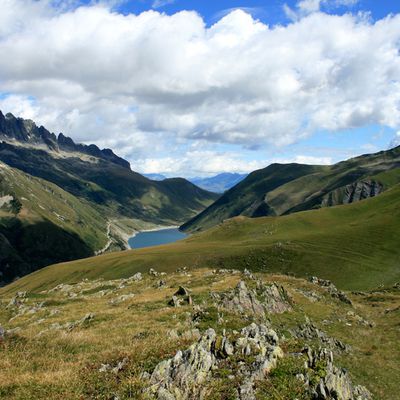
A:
[0, 111, 218, 283]
[0, 161, 111, 285]
[181, 146, 400, 232]
[0, 111, 218, 225]
[3, 182, 400, 294]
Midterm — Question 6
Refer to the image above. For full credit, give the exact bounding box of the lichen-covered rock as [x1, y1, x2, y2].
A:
[243, 268, 256, 280]
[217, 280, 292, 317]
[148, 328, 218, 399]
[99, 357, 129, 374]
[129, 272, 143, 282]
[149, 268, 159, 277]
[221, 281, 265, 316]
[296, 288, 322, 302]
[147, 323, 283, 399]
[66, 313, 95, 332]
[6, 291, 27, 309]
[235, 323, 283, 399]
[303, 347, 372, 400]
[213, 269, 241, 275]
[155, 280, 167, 289]
[292, 319, 350, 352]
[257, 281, 293, 314]
[310, 277, 352, 306]
[346, 311, 375, 328]
[109, 294, 135, 305]
[0, 325, 5, 342]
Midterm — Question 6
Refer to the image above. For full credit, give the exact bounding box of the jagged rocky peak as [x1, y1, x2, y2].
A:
[0, 110, 58, 149]
[0, 110, 130, 169]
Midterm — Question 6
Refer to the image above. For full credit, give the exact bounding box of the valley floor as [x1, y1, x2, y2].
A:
[0, 267, 399, 399]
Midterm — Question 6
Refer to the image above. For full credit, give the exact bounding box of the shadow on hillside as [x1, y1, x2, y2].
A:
[0, 218, 93, 285]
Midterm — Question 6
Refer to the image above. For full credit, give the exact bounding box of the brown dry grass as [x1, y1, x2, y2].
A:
[0, 268, 399, 399]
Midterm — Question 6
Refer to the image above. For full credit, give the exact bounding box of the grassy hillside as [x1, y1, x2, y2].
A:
[0, 162, 110, 284]
[0, 268, 399, 399]
[3, 183, 399, 294]
[0, 112, 218, 284]
[182, 146, 400, 232]
[0, 142, 218, 225]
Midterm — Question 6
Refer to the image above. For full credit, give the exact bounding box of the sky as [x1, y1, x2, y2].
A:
[0, 0, 399, 177]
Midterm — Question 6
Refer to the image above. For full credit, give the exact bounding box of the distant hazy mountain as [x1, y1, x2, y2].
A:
[144, 173, 168, 181]
[181, 146, 400, 232]
[190, 173, 247, 193]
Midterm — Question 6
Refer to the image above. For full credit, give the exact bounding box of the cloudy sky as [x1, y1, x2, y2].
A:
[0, 0, 399, 177]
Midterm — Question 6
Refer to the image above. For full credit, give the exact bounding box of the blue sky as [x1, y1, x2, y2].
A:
[116, 0, 399, 24]
[0, 0, 399, 176]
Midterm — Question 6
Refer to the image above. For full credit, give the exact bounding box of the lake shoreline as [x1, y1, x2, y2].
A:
[128, 225, 184, 249]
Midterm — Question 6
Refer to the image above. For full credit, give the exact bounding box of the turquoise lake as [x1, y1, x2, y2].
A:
[128, 228, 187, 249]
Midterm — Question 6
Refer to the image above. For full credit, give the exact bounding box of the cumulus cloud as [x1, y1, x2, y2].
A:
[0, 1, 399, 175]
[389, 131, 400, 149]
[134, 151, 333, 177]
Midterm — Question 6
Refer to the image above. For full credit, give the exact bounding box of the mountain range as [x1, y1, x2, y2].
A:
[181, 146, 400, 232]
[144, 172, 248, 193]
[1, 112, 400, 400]
[0, 111, 218, 285]
[189, 173, 248, 193]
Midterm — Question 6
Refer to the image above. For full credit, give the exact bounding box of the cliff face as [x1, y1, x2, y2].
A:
[321, 180, 383, 207]
[0, 111, 130, 169]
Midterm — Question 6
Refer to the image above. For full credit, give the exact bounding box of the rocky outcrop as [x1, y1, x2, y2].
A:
[128, 272, 143, 282]
[99, 357, 129, 374]
[215, 280, 292, 317]
[168, 287, 193, 307]
[291, 319, 350, 352]
[149, 268, 158, 277]
[220, 281, 265, 316]
[300, 347, 372, 400]
[149, 328, 217, 399]
[109, 294, 135, 305]
[346, 311, 375, 328]
[310, 277, 352, 305]
[66, 313, 95, 332]
[321, 180, 383, 208]
[6, 291, 27, 309]
[235, 323, 283, 399]
[147, 323, 283, 400]
[257, 280, 293, 313]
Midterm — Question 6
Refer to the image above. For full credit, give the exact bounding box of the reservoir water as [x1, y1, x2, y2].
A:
[128, 227, 187, 249]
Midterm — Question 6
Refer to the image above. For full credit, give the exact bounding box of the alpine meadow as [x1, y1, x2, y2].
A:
[0, 1, 399, 399]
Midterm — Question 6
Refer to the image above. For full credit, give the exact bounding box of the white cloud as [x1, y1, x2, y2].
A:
[389, 131, 400, 149]
[134, 151, 333, 177]
[285, 0, 360, 20]
[0, 1, 398, 176]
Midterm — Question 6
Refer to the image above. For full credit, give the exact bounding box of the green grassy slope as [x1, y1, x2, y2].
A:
[0, 162, 110, 284]
[181, 163, 320, 232]
[182, 146, 400, 232]
[0, 142, 218, 225]
[3, 183, 399, 294]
